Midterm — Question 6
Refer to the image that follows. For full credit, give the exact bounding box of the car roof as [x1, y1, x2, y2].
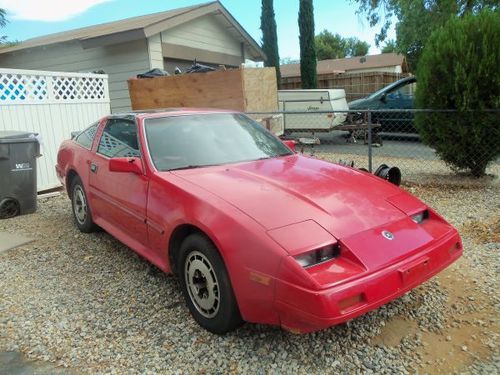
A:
[381, 76, 416, 92]
[108, 108, 238, 121]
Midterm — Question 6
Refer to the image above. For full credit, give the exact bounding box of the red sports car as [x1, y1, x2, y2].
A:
[56, 109, 462, 334]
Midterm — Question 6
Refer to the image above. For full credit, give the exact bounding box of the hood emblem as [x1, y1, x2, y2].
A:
[382, 230, 394, 240]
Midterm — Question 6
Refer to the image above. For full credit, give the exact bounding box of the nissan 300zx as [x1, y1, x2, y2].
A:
[56, 109, 462, 334]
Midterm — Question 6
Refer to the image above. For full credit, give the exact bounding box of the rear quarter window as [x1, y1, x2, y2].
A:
[75, 123, 98, 149]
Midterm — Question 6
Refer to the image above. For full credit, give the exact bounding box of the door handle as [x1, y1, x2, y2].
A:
[90, 163, 98, 173]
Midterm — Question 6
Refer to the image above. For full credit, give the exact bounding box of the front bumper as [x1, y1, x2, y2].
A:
[274, 230, 461, 333]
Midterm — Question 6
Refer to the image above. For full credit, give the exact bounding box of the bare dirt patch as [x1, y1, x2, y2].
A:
[460, 216, 500, 244]
[373, 265, 498, 374]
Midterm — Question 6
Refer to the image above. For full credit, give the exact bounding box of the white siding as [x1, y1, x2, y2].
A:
[0, 39, 150, 112]
[161, 14, 241, 57]
[147, 34, 164, 69]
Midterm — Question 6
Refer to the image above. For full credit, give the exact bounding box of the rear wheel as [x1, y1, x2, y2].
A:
[178, 233, 242, 334]
[70, 176, 97, 233]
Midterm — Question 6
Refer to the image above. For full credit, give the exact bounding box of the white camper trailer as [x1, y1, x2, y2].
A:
[278, 89, 349, 133]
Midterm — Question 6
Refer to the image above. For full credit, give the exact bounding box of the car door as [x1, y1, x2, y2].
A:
[88, 117, 149, 247]
[380, 80, 416, 132]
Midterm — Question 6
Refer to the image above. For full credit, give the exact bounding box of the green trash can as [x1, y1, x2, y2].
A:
[0, 131, 40, 219]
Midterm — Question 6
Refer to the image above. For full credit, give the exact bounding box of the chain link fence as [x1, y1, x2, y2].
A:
[249, 109, 500, 185]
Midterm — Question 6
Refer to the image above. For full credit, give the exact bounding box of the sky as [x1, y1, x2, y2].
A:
[0, 0, 395, 59]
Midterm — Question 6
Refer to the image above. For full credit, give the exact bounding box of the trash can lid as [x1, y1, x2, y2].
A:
[0, 131, 38, 143]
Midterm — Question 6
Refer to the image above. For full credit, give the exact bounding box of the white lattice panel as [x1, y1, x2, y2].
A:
[0, 73, 48, 101]
[52, 76, 106, 100]
[0, 68, 109, 104]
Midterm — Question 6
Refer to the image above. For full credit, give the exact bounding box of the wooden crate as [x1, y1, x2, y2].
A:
[127, 66, 278, 112]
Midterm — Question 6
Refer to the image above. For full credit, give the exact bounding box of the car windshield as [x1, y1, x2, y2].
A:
[144, 113, 293, 171]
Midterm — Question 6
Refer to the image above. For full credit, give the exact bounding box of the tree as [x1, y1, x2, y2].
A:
[315, 30, 369, 60]
[298, 0, 317, 88]
[381, 39, 396, 53]
[0, 8, 7, 44]
[352, 0, 497, 68]
[260, 0, 281, 86]
[414, 9, 500, 177]
[345, 37, 369, 57]
[315, 30, 345, 60]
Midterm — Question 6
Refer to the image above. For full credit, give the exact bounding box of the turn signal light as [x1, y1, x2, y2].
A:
[338, 293, 365, 312]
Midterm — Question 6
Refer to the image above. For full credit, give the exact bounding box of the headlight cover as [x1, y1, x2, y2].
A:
[294, 244, 340, 268]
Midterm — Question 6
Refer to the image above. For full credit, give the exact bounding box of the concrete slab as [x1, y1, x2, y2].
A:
[0, 232, 34, 253]
[0, 351, 72, 374]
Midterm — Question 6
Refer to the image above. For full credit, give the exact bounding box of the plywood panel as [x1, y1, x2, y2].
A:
[128, 68, 246, 111]
[242, 67, 278, 112]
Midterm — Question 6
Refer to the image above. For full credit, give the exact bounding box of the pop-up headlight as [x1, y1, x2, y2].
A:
[294, 244, 340, 268]
[411, 210, 429, 224]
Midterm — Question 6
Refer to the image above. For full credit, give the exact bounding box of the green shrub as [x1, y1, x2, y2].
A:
[415, 9, 500, 177]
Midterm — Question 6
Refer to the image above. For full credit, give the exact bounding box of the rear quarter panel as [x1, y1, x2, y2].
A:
[56, 139, 93, 194]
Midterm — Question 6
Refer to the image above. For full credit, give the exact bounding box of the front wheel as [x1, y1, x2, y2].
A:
[178, 233, 242, 334]
[70, 176, 97, 233]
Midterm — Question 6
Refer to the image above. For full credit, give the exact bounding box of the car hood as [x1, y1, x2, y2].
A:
[172, 155, 407, 239]
[348, 97, 371, 109]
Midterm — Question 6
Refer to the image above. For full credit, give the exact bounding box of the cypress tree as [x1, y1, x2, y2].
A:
[260, 0, 281, 86]
[298, 0, 317, 89]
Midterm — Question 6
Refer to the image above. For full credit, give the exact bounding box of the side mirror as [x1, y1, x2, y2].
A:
[380, 93, 387, 103]
[282, 139, 296, 152]
[109, 157, 143, 175]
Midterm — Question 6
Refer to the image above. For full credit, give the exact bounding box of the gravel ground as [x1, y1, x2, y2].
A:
[0, 176, 498, 374]
[315, 150, 500, 186]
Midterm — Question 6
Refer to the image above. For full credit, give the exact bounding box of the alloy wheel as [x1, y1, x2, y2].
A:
[184, 250, 220, 318]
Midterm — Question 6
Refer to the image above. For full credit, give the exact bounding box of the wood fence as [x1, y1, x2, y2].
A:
[280, 72, 411, 101]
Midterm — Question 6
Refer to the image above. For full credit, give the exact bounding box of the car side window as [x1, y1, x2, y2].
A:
[75, 123, 98, 149]
[388, 81, 416, 99]
[97, 118, 141, 158]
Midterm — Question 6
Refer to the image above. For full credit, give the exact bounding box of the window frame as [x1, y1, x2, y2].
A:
[96, 117, 142, 159]
[74, 122, 99, 150]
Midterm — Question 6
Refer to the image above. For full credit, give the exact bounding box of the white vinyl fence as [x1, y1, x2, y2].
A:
[0, 68, 110, 191]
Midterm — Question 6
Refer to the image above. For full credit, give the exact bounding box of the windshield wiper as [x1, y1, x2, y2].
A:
[255, 153, 292, 161]
[167, 164, 219, 171]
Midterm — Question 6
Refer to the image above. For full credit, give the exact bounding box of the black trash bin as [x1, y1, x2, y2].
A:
[0, 131, 40, 219]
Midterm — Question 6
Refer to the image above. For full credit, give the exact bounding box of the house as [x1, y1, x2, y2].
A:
[280, 53, 409, 80]
[0, 1, 265, 112]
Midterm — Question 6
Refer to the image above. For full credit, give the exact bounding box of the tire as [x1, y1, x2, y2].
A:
[70, 176, 97, 233]
[178, 233, 243, 334]
[0, 198, 20, 219]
